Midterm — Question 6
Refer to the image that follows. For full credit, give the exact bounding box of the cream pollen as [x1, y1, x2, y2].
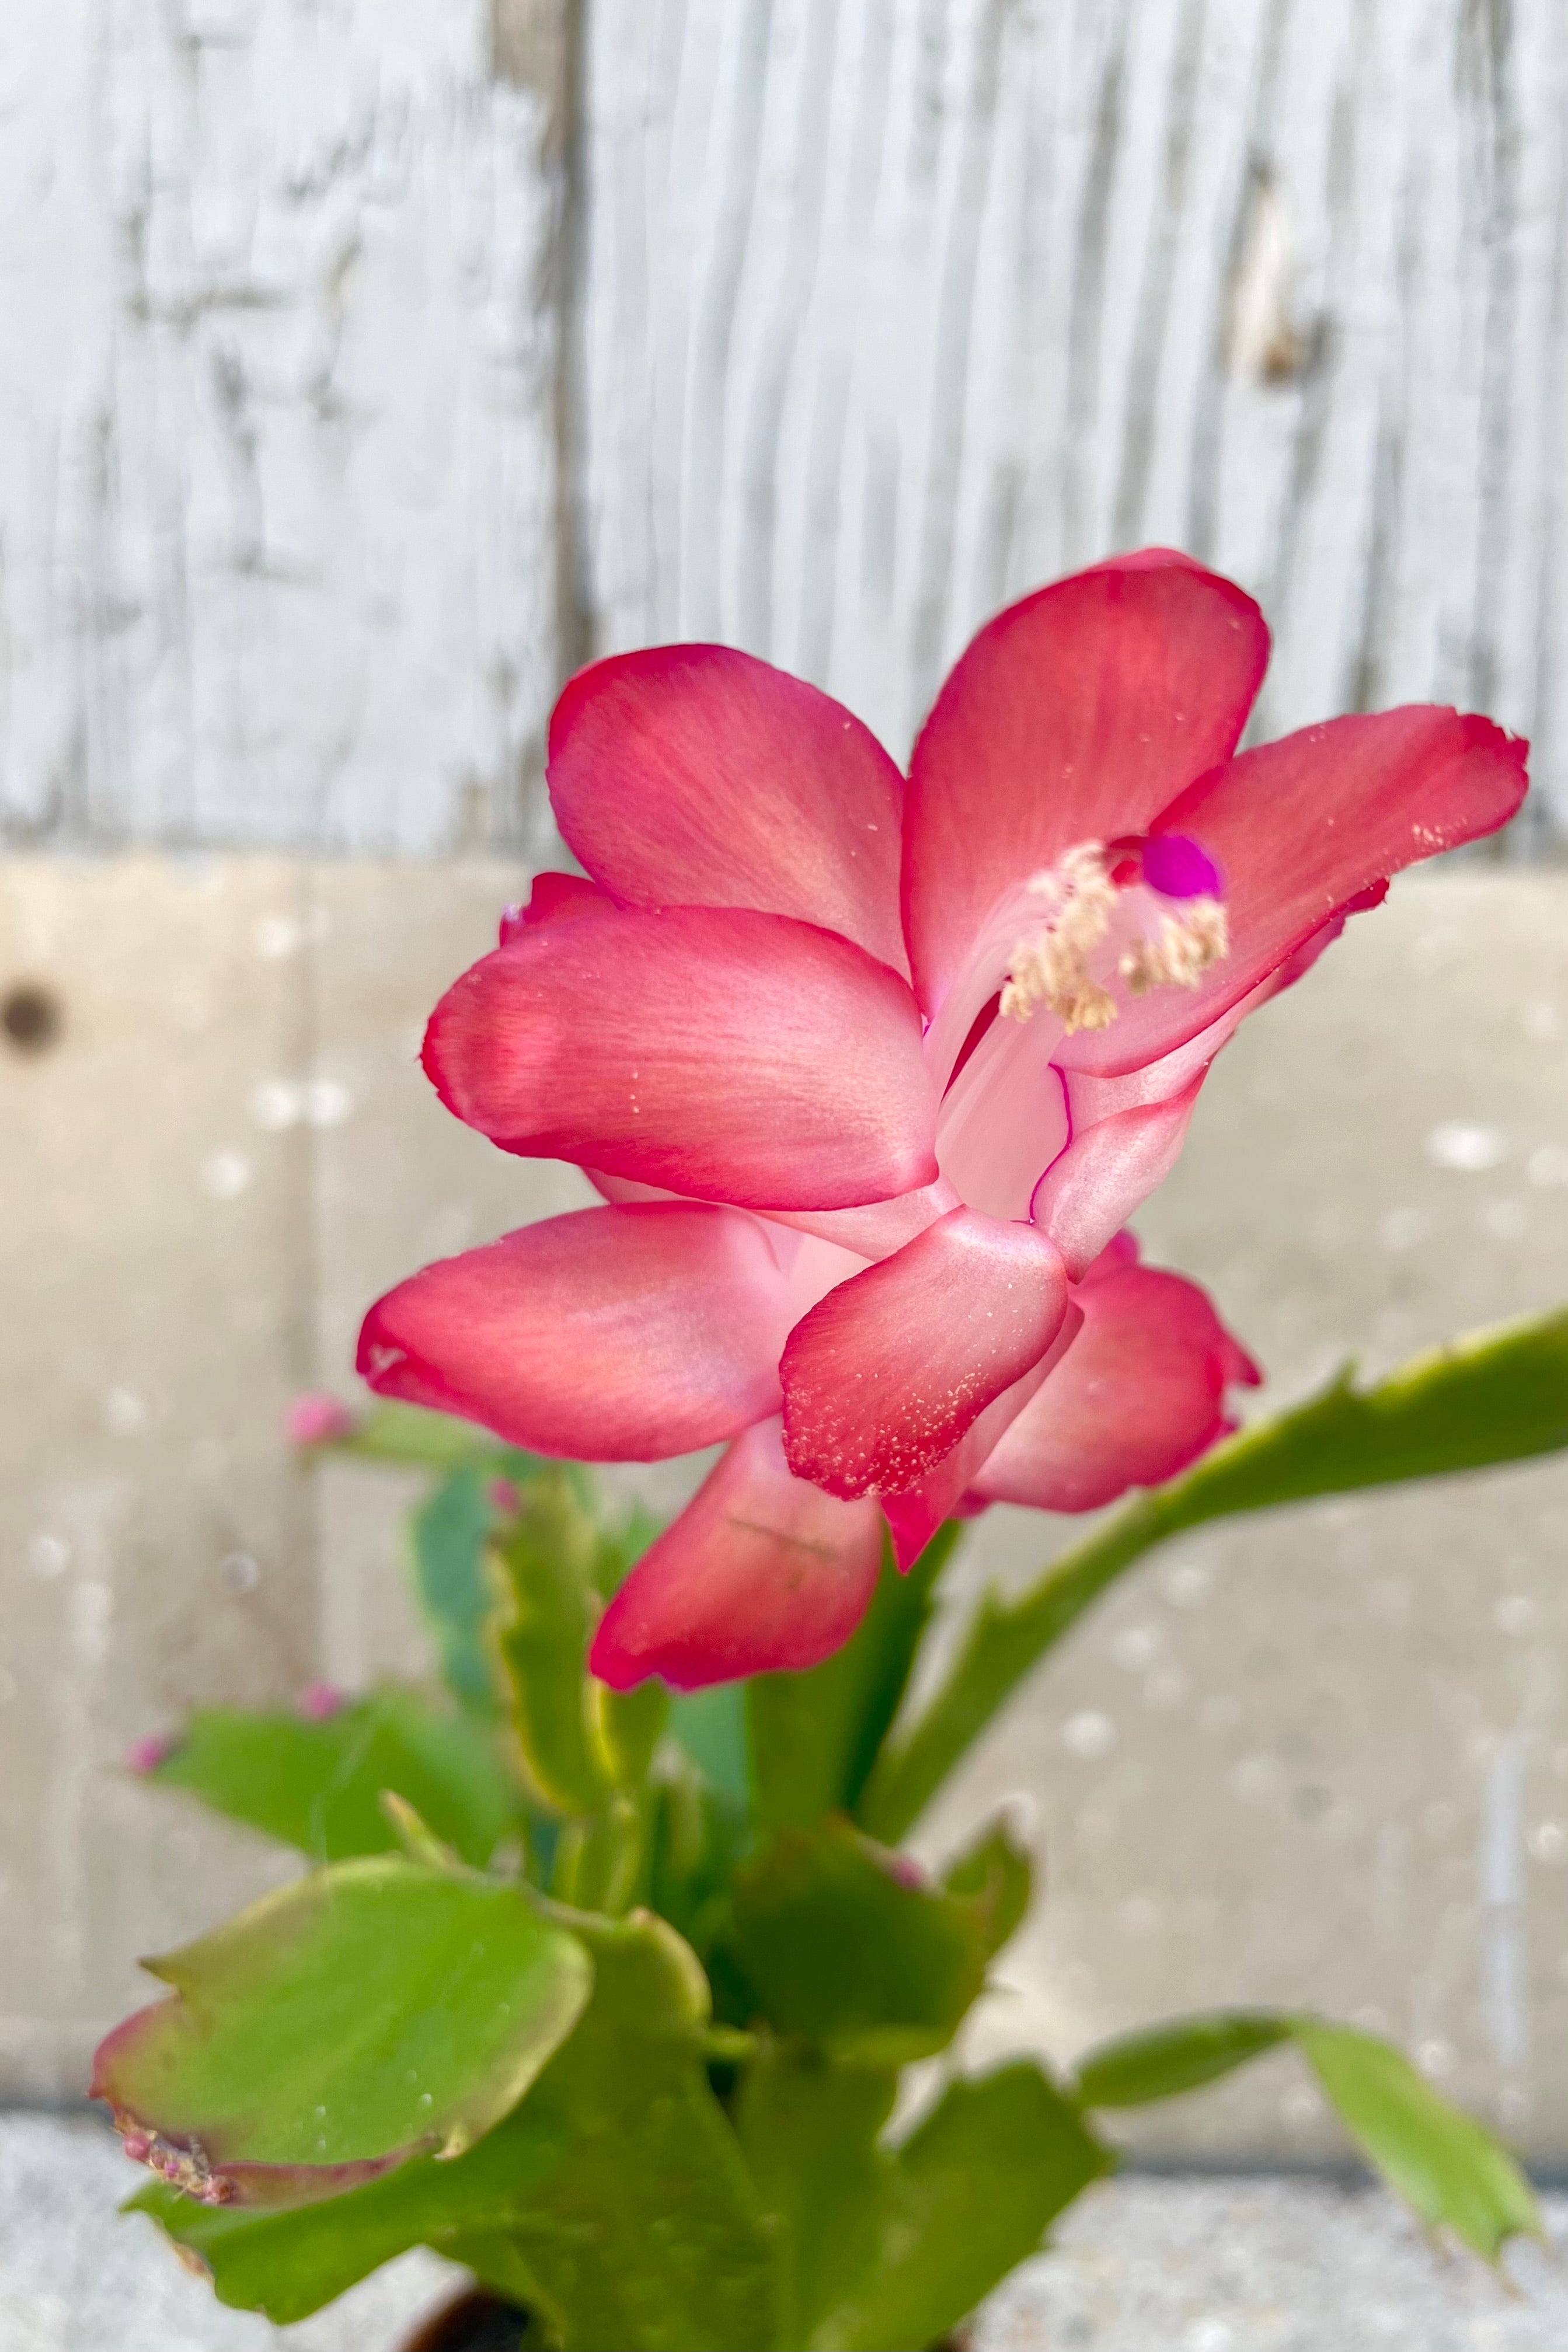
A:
[999, 838, 1229, 1034]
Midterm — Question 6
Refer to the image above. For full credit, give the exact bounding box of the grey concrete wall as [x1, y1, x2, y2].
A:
[3, 859, 1564, 2166]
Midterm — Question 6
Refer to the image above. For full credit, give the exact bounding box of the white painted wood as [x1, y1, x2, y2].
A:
[582, 0, 1568, 847]
[0, 1, 566, 854]
[5, 2, 1564, 851]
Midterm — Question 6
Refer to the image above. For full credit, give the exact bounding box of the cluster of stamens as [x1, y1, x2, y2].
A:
[999, 841, 1229, 1034]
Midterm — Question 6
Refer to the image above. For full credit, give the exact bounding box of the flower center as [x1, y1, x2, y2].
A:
[999, 837, 1229, 1035]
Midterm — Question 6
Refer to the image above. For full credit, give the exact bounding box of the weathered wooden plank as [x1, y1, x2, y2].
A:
[583, 0, 1568, 845]
[0, 0, 567, 854]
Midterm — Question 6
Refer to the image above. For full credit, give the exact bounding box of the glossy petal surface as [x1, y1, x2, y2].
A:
[357, 1204, 792, 1459]
[424, 900, 939, 1211]
[590, 1420, 886, 1689]
[1063, 708, 1529, 1076]
[550, 646, 908, 973]
[974, 1260, 1259, 1511]
[1029, 1076, 1205, 1278]
[903, 553, 1268, 1013]
[781, 1210, 1069, 1499]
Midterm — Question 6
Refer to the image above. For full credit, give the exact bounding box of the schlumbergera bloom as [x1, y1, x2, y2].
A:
[359, 552, 1526, 1689]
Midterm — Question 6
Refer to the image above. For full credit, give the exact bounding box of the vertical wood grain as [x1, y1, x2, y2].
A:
[582, 0, 1568, 843]
[0, 0, 567, 854]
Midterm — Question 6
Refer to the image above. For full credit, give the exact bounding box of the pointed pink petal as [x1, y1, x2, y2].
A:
[423, 899, 939, 1212]
[903, 552, 1269, 1015]
[780, 1208, 1069, 1499]
[588, 1419, 885, 1689]
[882, 1305, 1083, 1567]
[761, 1177, 961, 1262]
[498, 872, 604, 945]
[356, 1204, 792, 1459]
[973, 1262, 1257, 1512]
[1030, 1075, 1205, 1278]
[549, 646, 909, 974]
[1062, 708, 1528, 1077]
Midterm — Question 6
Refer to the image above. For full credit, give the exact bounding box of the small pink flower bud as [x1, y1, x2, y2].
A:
[887, 1853, 928, 1891]
[297, 1681, 346, 1722]
[120, 2130, 152, 2163]
[124, 1732, 180, 1776]
[285, 1392, 356, 1448]
[488, 1476, 521, 1516]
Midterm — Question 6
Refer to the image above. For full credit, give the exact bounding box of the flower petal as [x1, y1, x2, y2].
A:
[761, 1177, 961, 1262]
[549, 646, 908, 974]
[780, 1208, 1069, 1499]
[1029, 1076, 1204, 1278]
[356, 1204, 792, 1459]
[498, 872, 604, 945]
[973, 1261, 1258, 1512]
[882, 1307, 1082, 1568]
[588, 1419, 886, 1689]
[424, 900, 939, 1211]
[1062, 708, 1529, 1077]
[903, 552, 1269, 1015]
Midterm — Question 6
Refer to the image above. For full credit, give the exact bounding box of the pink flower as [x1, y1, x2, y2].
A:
[285, 1392, 357, 1448]
[124, 1731, 180, 1776]
[357, 551, 1525, 1688]
[297, 1681, 346, 1722]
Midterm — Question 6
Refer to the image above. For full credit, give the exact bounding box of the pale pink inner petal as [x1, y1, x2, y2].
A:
[1029, 1075, 1204, 1278]
[761, 1177, 961, 1263]
[588, 1418, 886, 1691]
[935, 1022, 1071, 1224]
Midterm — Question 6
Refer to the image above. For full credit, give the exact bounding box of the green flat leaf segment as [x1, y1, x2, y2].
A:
[95, 1859, 590, 2204]
[337, 1399, 516, 1470]
[145, 1689, 520, 1867]
[1072, 2009, 1541, 2266]
[1072, 2010, 1292, 2107]
[1295, 2022, 1542, 2266]
[134, 1908, 775, 2350]
[490, 1472, 616, 1818]
[736, 2046, 897, 2351]
[941, 1811, 1034, 1962]
[747, 1527, 959, 1835]
[730, 1820, 987, 2063]
[1161, 1306, 1568, 1532]
[863, 1304, 1568, 1842]
[409, 1464, 515, 1719]
[818, 2063, 1112, 2352]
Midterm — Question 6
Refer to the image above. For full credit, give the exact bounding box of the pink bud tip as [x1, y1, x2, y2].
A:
[1142, 831, 1222, 900]
[297, 1681, 346, 1722]
[286, 1392, 357, 1447]
[125, 1732, 180, 1776]
[888, 1853, 928, 1891]
[120, 2130, 152, 2163]
[488, 1476, 521, 1516]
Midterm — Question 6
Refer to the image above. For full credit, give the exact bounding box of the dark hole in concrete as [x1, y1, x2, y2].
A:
[2, 981, 64, 1054]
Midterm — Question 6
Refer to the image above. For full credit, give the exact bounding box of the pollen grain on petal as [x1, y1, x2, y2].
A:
[999, 840, 1120, 1033]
